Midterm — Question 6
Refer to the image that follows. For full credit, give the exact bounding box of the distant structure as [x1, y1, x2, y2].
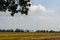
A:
[0, 0, 31, 16]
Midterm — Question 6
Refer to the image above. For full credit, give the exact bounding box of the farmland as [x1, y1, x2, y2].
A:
[0, 32, 60, 40]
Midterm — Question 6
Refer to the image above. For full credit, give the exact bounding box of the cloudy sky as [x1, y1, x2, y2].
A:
[0, 0, 60, 31]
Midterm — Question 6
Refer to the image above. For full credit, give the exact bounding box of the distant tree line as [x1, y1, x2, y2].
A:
[35, 30, 59, 33]
[0, 29, 31, 32]
[0, 29, 60, 33]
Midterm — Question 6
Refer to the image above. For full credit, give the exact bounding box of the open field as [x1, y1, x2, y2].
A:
[0, 32, 60, 40]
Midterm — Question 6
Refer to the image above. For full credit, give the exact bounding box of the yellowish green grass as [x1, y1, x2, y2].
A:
[0, 32, 60, 40]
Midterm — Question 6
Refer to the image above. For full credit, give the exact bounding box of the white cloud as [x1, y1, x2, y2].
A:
[29, 4, 55, 13]
[39, 16, 51, 19]
[29, 4, 46, 12]
[0, 3, 58, 31]
[48, 10, 55, 13]
[38, 4, 46, 12]
[0, 11, 60, 31]
[29, 5, 38, 11]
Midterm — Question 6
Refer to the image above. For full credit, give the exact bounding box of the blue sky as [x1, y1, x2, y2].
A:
[0, 0, 60, 31]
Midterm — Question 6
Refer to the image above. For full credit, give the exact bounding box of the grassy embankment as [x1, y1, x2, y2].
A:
[0, 32, 60, 40]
